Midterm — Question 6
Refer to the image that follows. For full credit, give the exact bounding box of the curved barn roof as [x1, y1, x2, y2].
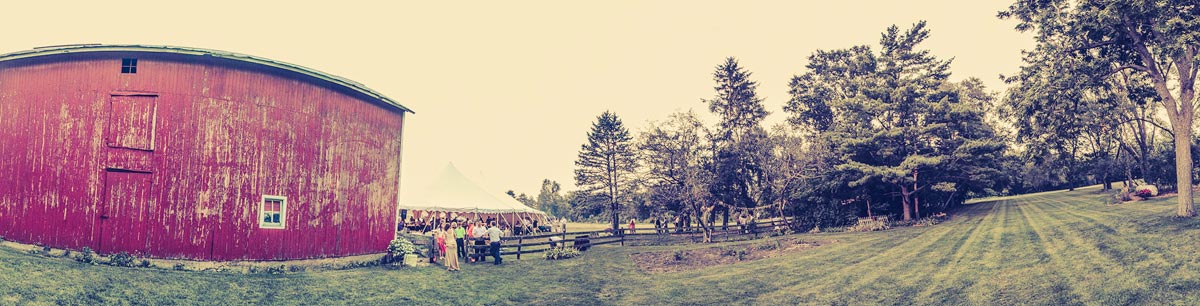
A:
[0, 44, 412, 113]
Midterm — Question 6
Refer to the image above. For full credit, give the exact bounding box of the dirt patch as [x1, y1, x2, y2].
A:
[629, 238, 835, 273]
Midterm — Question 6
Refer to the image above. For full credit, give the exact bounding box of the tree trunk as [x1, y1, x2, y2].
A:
[1175, 118, 1195, 217]
[913, 171, 920, 220]
[866, 197, 873, 218]
[900, 185, 912, 221]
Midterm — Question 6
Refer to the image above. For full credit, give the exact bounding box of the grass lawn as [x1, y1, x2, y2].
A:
[5, 187, 1200, 305]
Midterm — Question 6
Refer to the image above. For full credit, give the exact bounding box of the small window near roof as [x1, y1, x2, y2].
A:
[260, 195, 286, 229]
[121, 58, 137, 74]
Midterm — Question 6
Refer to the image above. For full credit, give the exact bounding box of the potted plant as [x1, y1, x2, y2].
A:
[388, 237, 417, 267]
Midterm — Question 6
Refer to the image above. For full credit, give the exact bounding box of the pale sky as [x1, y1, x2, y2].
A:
[2, 1, 1035, 199]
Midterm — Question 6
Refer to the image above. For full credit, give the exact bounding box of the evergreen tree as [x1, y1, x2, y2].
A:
[703, 57, 772, 220]
[785, 21, 1006, 221]
[575, 111, 638, 233]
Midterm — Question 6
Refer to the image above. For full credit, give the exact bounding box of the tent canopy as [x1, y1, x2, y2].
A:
[401, 163, 546, 215]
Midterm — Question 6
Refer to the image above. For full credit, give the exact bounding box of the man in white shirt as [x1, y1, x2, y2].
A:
[487, 222, 503, 265]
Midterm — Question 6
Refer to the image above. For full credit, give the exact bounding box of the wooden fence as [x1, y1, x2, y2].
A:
[432, 217, 798, 260]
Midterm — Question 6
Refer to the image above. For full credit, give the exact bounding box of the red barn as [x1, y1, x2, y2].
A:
[0, 44, 411, 261]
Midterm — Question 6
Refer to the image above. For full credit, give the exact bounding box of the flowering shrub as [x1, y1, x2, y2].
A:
[388, 237, 416, 256]
[1135, 189, 1153, 198]
[544, 247, 582, 260]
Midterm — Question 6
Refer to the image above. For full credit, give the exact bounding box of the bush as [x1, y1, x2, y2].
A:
[265, 265, 286, 274]
[1134, 184, 1159, 197]
[543, 247, 582, 260]
[848, 217, 890, 232]
[1136, 189, 1153, 198]
[109, 252, 135, 267]
[75, 247, 97, 265]
[673, 250, 686, 261]
[388, 237, 416, 256]
[173, 263, 187, 271]
[139, 260, 152, 268]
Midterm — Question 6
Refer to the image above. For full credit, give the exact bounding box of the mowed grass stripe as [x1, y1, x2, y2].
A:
[791, 202, 1004, 303]
[914, 200, 1006, 303]
[1018, 193, 1150, 305]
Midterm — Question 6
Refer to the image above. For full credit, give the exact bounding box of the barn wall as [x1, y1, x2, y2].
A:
[0, 53, 403, 260]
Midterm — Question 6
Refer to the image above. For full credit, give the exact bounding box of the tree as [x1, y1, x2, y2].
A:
[703, 57, 772, 223]
[1001, 0, 1200, 216]
[639, 111, 718, 242]
[536, 179, 567, 217]
[575, 111, 639, 233]
[785, 21, 1005, 221]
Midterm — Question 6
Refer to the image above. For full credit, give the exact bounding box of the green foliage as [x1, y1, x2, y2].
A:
[704, 58, 773, 230]
[575, 111, 639, 230]
[139, 260, 152, 268]
[848, 217, 891, 232]
[1000, 0, 1200, 216]
[173, 263, 187, 271]
[784, 21, 1006, 221]
[109, 252, 135, 267]
[265, 265, 286, 275]
[672, 250, 686, 261]
[74, 247, 96, 265]
[639, 110, 717, 239]
[543, 247, 582, 260]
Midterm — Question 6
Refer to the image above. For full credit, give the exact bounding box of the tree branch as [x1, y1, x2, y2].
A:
[1064, 39, 1121, 53]
[1105, 64, 1149, 77]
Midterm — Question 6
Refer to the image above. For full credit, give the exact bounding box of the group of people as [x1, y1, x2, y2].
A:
[428, 221, 506, 271]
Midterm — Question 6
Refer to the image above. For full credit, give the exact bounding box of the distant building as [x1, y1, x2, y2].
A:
[0, 45, 412, 260]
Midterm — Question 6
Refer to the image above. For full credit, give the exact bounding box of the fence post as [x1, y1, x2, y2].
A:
[517, 236, 522, 260]
[621, 230, 625, 246]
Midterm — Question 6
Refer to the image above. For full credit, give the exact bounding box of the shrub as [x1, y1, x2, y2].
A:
[388, 237, 416, 256]
[1134, 184, 1159, 197]
[265, 265, 286, 274]
[139, 260, 152, 268]
[848, 217, 890, 232]
[75, 247, 97, 265]
[543, 247, 582, 260]
[673, 250, 686, 261]
[109, 252, 135, 267]
[756, 242, 778, 251]
[173, 263, 187, 271]
[1136, 189, 1153, 198]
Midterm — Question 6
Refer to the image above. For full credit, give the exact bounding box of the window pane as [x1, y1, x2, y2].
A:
[272, 214, 280, 224]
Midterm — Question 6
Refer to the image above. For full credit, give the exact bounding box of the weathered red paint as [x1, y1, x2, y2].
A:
[0, 46, 407, 261]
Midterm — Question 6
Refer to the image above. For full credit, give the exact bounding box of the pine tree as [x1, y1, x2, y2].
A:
[575, 111, 638, 233]
[704, 57, 772, 222]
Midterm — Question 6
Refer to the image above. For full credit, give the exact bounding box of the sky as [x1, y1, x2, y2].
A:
[1, 1, 1036, 200]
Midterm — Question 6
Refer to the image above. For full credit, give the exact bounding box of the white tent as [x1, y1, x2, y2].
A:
[400, 163, 546, 228]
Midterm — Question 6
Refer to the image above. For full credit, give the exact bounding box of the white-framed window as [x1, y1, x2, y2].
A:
[260, 195, 287, 229]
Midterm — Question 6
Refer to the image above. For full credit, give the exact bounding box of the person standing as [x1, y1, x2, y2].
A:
[472, 221, 487, 262]
[487, 222, 503, 265]
[454, 222, 467, 259]
[435, 226, 447, 262]
[442, 224, 460, 271]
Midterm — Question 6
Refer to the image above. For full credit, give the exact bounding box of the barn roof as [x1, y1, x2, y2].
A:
[0, 44, 413, 114]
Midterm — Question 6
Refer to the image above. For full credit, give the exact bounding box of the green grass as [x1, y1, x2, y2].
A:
[5, 188, 1200, 305]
